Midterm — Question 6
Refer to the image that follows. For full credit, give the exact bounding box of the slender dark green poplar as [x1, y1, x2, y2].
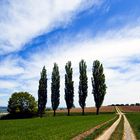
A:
[65, 61, 74, 116]
[79, 60, 88, 115]
[51, 63, 60, 116]
[38, 66, 47, 117]
[91, 60, 107, 115]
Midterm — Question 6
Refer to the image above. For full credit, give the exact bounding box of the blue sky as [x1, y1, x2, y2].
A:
[0, 0, 140, 107]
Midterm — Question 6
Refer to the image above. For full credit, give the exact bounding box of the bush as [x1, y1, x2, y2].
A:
[0, 113, 37, 120]
[7, 92, 37, 115]
[136, 103, 140, 106]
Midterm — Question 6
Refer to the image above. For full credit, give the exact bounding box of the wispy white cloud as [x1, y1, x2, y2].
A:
[0, 0, 101, 55]
[1, 24, 140, 106]
[0, 56, 24, 77]
[1, 0, 140, 107]
[0, 80, 18, 89]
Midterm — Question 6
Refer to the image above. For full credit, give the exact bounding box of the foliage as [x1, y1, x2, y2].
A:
[79, 60, 88, 115]
[65, 61, 74, 116]
[7, 92, 37, 114]
[38, 66, 47, 117]
[91, 60, 107, 115]
[0, 113, 37, 120]
[51, 63, 60, 116]
[135, 103, 140, 106]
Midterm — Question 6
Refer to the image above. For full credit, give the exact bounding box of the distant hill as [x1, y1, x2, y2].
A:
[0, 107, 7, 113]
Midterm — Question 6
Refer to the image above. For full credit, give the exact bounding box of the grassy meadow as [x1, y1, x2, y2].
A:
[126, 112, 140, 139]
[0, 112, 115, 140]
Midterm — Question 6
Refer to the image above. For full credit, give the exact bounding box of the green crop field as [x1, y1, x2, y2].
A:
[0, 113, 115, 140]
[126, 112, 140, 140]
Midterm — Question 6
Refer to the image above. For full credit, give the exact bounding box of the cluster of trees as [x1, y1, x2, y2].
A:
[7, 92, 37, 114]
[7, 60, 106, 117]
[38, 60, 107, 116]
[110, 103, 140, 106]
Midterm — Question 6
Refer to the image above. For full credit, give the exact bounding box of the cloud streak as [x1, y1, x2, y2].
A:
[0, 0, 101, 55]
[1, 23, 140, 106]
[0, 0, 140, 107]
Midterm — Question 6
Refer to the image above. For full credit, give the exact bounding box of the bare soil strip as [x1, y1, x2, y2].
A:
[71, 116, 117, 140]
[95, 107, 122, 140]
[123, 114, 137, 140]
[109, 115, 124, 140]
[56, 106, 114, 113]
[72, 107, 137, 140]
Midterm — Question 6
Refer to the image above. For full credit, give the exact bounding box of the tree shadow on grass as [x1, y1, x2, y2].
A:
[0, 112, 115, 120]
[45, 112, 115, 117]
[0, 113, 37, 120]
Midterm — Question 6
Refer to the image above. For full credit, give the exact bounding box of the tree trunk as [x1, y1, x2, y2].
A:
[68, 108, 70, 116]
[82, 108, 85, 115]
[40, 113, 42, 118]
[38, 110, 42, 118]
[53, 110, 56, 116]
[96, 107, 99, 115]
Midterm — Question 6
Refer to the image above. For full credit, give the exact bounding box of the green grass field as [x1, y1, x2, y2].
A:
[126, 112, 140, 139]
[0, 113, 115, 140]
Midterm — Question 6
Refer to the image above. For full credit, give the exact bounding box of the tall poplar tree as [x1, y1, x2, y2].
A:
[38, 66, 47, 117]
[51, 63, 60, 116]
[79, 60, 88, 115]
[91, 60, 107, 115]
[65, 61, 74, 116]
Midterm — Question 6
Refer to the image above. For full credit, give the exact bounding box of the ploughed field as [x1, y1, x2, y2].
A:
[56, 106, 115, 113]
[0, 106, 115, 140]
[120, 106, 140, 112]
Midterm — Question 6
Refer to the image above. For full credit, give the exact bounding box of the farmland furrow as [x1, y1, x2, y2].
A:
[94, 107, 122, 140]
[123, 114, 137, 140]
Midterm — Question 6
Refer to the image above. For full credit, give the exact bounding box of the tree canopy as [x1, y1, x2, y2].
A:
[51, 63, 60, 116]
[79, 60, 88, 115]
[91, 60, 107, 115]
[38, 66, 47, 117]
[7, 92, 37, 114]
[65, 61, 74, 116]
